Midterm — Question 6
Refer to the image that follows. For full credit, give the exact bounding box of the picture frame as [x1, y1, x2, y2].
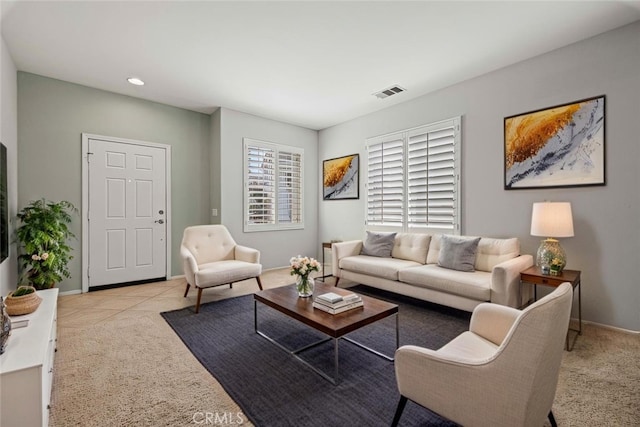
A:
[504, 95, 605, 190]
[323, 154, 359, 200]
[0, 142, 8, 263]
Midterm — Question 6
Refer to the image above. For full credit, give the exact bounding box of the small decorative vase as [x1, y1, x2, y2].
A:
[296, 275, 314, 298]
[0, 296, 11, 355]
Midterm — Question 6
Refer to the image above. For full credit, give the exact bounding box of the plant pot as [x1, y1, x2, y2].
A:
[5, 287, 42, 316]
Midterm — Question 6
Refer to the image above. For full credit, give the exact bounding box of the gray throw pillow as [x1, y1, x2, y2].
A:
[360, 231, 397, 257]
[438, 235, 481, 272]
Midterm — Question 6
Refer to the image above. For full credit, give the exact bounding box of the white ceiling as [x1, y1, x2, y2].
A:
[2, 1, 640, 130]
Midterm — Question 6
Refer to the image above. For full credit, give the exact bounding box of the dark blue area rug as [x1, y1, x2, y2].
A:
[161, 285, 470, 426]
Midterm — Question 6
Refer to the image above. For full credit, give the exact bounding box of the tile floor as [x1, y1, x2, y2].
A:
[56, 268, 332, 329]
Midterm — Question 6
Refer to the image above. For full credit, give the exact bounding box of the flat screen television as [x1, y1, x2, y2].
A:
[0, 142, 8, 263]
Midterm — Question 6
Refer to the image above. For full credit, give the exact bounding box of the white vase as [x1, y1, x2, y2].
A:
[296, 275, 314, 297]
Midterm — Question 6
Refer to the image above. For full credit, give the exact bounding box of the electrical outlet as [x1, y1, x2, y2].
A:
[211, 208, 218, 217]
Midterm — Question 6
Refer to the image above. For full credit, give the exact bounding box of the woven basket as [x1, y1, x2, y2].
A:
[5, 287, 42, 316]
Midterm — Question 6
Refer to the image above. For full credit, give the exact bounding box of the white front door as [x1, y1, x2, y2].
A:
[86, 137, 168, 288]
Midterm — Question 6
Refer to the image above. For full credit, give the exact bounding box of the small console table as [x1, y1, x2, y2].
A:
[318, 242, 333, 282]
[520, 266, 581, 351]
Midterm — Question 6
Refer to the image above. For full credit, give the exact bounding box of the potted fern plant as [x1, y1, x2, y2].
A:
[16, 199, 77, 289]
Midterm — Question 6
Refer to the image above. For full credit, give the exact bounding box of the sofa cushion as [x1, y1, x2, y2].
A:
[427, 235, 521, 272]
[438, 235, 481, 272]
[426, 234, 443, 265]
[475, 237, 520, 271]
[340, 255, 421, 281]
[360, 231, 397, 257]
[437, 331, 498, 360]
[195, 260, 261, 288]
[399, 264, 491, 301]
[392, 233, 431, 264]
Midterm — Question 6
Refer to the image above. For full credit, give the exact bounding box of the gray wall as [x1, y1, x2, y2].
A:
[319, 22, 640, 331]
[210, 108, 222, 225]
[218, 107, 319, 269]
[0, 36, 18, 297]
[17, 72, 211, 293]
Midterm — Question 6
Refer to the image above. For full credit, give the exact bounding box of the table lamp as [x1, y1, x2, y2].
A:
[530, 202, 574, 275]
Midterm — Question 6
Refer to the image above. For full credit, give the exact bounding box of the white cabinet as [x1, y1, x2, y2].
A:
[0, 288, 58, 427]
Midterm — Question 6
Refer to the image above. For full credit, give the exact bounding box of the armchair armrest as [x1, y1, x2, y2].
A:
[332, 240, 363, 277]
[469, 303, 521, 346]
[490, 254, 533, 307]
[395, 345, 496, 419]
[235, 245, 261, 264]
[180, 245, 198, 286]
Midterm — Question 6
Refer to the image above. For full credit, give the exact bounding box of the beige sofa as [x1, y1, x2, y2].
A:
[332, 233, 533, 311]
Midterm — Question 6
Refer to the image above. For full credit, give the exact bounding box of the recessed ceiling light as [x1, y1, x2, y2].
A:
[127, 77, 144, 86]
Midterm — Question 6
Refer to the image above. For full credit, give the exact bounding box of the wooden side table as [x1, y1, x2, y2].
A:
[318, 242, 333, 282]
[520, 266, 582, 351]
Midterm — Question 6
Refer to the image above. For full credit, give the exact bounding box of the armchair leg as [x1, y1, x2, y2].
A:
[391, 396, 408, 427]
[195, 288, 203, 314]
[334, 277, 340, 287]
[183, 283, 190, 297]
[256, 276, 263, 290]
[230, 283, 233, 289]
[548, 411, 557, 427]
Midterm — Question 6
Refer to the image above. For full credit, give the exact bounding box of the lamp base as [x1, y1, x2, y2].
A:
[536, 238, 567, 275]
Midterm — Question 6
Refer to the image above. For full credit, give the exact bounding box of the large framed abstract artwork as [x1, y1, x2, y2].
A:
[504, 95, 605, 190]
[323, 154, 359, 200]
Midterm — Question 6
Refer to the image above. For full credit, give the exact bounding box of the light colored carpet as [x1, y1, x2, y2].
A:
[50, 310, 248, 426]
[49, 271, 639, 426]
[553, 324, 640, 426]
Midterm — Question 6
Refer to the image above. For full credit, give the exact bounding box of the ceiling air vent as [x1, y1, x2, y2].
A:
[373, 85, 406, 99]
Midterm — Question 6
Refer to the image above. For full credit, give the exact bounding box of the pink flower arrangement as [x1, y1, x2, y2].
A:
[289, 255, 320, 279]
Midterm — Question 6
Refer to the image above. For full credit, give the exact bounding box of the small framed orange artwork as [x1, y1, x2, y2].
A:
[323, 154, 359, 200]
[504, 95, 605, 189]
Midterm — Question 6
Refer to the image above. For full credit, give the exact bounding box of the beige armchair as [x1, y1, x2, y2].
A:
[181, 225, 263, 313]
[393, 282, 573, 427]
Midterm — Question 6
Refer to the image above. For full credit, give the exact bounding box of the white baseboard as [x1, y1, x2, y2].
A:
[170, 266, 289, 280]
[264, 266, 289, 272]
[59, 289, 82, 296]
[580, 319, 640, 335]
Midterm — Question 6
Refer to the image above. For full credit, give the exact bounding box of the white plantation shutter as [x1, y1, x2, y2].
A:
[278, 150, 302, 225]
[367, 134, 404, 227]
[244, 139, 304, 232]
[408, 119, 459, 231]
[246, 144, 276, 225]
[366, 117, 461, 233]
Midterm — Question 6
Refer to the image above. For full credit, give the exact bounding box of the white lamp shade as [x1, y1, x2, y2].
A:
[531, 202, 574, 238]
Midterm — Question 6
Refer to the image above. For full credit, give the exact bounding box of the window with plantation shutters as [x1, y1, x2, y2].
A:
[366, 117, 461, 233]
[366, 135, 404, 227]
[244, 139, 304, 232]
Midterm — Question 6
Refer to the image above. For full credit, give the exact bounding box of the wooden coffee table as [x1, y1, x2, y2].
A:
[254, 282, 399, 384]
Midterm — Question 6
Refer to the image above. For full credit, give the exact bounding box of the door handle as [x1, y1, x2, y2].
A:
[155, 219, 164, 224]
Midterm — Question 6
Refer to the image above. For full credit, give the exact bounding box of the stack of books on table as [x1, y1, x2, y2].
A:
[313, 292, 363, 314]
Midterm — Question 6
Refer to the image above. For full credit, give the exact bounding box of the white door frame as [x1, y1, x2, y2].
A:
[81, 133, 172, 293]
